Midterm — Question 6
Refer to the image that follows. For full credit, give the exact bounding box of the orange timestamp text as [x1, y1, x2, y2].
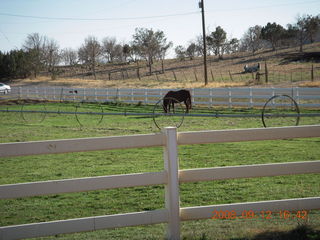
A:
[211, 210, 308, 220]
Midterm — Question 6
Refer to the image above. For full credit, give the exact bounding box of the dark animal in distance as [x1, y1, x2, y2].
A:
[163, 89, 192, 113]
[68, 90, 78, 94]
[243, 63, 260, 73]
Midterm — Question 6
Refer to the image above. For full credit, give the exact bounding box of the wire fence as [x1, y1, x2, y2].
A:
[52, 61, 320, 85]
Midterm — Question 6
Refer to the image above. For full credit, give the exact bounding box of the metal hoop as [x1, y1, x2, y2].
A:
[21, 100, 47, 123]
[152, 97, 186, 130]
[75, 101, 104, 127]
[262, 94, 300, 128]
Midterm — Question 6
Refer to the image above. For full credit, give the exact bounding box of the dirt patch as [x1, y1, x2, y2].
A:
[281, 52, 320, 64]
[0, 99, 54, 105]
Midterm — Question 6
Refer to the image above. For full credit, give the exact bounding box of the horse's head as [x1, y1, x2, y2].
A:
[163, 98, 169, 113]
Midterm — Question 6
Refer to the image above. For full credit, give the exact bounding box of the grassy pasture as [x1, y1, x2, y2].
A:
[0, 101, 320, 240]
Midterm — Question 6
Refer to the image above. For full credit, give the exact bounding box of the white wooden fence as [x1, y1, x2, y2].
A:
[2, 86, 320, 108]
[0, 125, 320, 240]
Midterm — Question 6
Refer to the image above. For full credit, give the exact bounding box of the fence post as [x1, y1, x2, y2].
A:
[296, 87, 300, 105]
[193, 69, 198, 82]
[249, 87, 253, 108]
[144, 89, 148, 104]
[192, 89, 195, 105]
[173, 71, 177, 81]
[229, 70, 233, 81]
[131, 88, 134, 102]
[19, 86, 22, 99]
[228, 87, 232, 108]
[163, 127, 180, 240]
[137, 67, 141, 80]
[35, 86, 38, 100]
[210, 69, 215, 81]
[44, 87, 47, 100]
[265, 61, 268, 83]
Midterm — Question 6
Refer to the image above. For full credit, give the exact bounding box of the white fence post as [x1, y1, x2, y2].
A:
[131, 88, 134, 102]
[192, 89, 195, 104]
[145, 89, 148, 104]
[296, 87, 300, 104]
[228, 87, 232, 108]
[19, 86, 22, 99]
[163, 127, 180, 240]
[249, 87, 253, 108]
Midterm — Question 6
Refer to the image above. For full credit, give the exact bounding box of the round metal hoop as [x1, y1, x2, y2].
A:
[75, 101, 104, 127]
[152, 97, 186, 130]
[21, 101, 47, 123]
[262, 94, 300, 128]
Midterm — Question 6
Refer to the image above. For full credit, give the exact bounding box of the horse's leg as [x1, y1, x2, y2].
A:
[163, 103, 167, 113]
[163, 100, 168, 113]
[184, 101, 189, 113]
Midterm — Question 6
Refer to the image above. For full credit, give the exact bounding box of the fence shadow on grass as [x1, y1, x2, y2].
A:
[230, 224, 320, 240]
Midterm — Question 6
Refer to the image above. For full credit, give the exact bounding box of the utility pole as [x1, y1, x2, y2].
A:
[199, 0, 208, 85]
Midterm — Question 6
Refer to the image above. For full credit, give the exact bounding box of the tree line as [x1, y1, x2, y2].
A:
[0, 14, 319, 81]
[176, 14, 320, 60]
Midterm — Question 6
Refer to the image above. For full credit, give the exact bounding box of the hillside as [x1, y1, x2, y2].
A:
[10, 42, 320, 89]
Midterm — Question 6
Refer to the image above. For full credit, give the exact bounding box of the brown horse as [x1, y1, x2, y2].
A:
[163, 89, 192, 113]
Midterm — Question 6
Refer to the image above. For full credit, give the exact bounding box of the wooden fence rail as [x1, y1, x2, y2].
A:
[1, 125, 320, 240]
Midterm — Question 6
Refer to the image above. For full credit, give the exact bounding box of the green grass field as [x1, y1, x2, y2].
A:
[0, 101, 320, 240]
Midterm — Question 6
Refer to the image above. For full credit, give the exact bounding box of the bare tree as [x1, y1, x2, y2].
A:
[240, 25, 263, 54]
[225, 38, 239, 54]
[78, 36, 102, 79]
[23, 33, 46, 78]
[175, 45, 186, 61]
[157, 41, 172, 72]
[195, 35, 204, 56]
[304, 14, 320, 43]
[132, 28, 171, 74]
[43, 38, 60, 74]
[295, 15, 309, 52]
[61, 48, 78, 66]
[186, 42, 197, 60]
[102, 37, 117, 63]
[113, 44, 124, 62]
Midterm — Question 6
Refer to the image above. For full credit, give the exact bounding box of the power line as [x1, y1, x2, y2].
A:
[0, 27, 19, 49]
[206, 0, 319, 13]
[0, 11, 199, 21]
[0, 27, 12, 44]
[0, 0, 317, 22]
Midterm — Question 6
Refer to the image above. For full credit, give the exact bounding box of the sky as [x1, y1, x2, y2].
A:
[0, 0, 319, 58]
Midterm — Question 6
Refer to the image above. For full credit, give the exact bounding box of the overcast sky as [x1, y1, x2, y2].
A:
[0, 0, 319, 57]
